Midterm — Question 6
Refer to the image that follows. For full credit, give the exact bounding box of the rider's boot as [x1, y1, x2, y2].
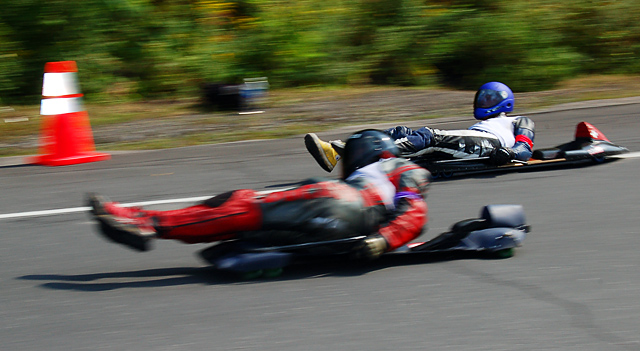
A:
[304, 133, 343, 172]
[87, 193, 157, 252]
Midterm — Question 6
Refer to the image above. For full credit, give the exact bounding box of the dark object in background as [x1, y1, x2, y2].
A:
[201, 83, 243, 111]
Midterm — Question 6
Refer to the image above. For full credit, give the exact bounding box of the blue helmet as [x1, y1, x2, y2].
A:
[473, 82, 514, 120]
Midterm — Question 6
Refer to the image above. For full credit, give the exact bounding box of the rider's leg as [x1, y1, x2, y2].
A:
[87, 190, 263, 250]
[304, 126, 430, 172]
[427, 129, 501, 158]
[386, 126, 502, 159]
[304, 125, 500, 164]
[260, 181, 362, 231]
[304, 133, 343, 172]
[89, 180, 368, 252]
[304, 125, 433, 172]
[384, 126, 434, 155]
[153, 190, 262, 244]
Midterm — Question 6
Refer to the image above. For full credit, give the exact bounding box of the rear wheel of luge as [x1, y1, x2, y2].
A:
[238, 267, 284, 279]
[240, 270, 264, 279]
[262, 268, 283, 278]
[494, 248, 514, 258]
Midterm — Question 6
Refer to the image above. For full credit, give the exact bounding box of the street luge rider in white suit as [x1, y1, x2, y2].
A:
[305, 82, 535, 172]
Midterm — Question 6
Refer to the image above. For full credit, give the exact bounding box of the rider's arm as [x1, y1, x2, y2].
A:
[376, 163, 430, 251]
[511, 117, 535, 161]
[377, 194, 428, 250]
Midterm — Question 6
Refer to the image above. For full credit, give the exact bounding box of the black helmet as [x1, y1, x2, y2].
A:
[342, 129, 399, 178]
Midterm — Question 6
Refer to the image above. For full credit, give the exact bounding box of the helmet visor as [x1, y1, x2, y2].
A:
[474, 89, 508, 109]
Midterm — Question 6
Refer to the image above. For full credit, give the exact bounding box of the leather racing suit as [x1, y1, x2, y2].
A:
[103, 158, 430, 252]
[386, 113, 535, 161]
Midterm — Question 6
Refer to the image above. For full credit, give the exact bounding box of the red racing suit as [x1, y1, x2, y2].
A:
[105, 158, 430, 252]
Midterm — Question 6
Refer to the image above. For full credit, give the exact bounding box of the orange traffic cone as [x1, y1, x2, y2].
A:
[28, 61, 110, 166]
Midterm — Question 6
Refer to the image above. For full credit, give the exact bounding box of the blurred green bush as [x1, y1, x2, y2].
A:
[1, 0, 639, 104]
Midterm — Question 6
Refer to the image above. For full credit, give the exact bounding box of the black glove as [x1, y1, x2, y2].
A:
[489, 147, 515, 166]
[353, 234, 388, 261]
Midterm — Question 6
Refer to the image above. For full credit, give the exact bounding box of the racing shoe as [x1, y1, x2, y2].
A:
[87, 192, 110, 216]
[93, 214, 156, 252]
[87, 192, 148, 218]
[330, 140, 345, 156]
[304, 133, 342, 172]
[86, 193, 156, 252]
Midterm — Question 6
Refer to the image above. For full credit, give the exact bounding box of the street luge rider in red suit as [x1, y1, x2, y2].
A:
[88, 130, 431, 260]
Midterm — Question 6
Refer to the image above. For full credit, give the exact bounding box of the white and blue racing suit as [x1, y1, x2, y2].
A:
[386, 113, 535, 161]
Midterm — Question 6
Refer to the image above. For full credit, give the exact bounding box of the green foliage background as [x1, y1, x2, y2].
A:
[1, 0, 639, 104]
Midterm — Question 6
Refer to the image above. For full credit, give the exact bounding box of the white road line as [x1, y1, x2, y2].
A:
[0, 196, 209, 220]
[0, 207, 91, 219]
[0, 188, 292, 220]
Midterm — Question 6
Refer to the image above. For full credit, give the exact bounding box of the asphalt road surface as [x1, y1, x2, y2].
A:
[1, 100, 640, 351]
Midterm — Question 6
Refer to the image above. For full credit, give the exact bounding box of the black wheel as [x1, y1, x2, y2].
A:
[238, 267, 283, 280]
[263, 268, 284, 278]
[494, 248, 514, 258]
[240, 270, 264, 279]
